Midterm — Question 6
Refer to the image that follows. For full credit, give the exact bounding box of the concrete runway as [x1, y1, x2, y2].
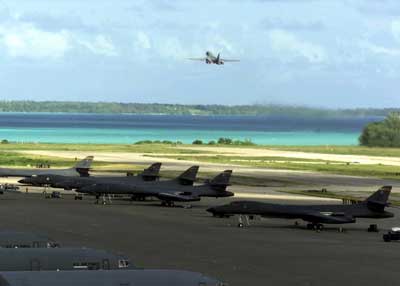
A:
[0, 193, 398, 286]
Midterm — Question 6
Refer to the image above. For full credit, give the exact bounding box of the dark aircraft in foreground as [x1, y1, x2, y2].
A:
[19, 162, 162, 188]
[0, 270, 226, 286]
[78, 169, 234, 206]
[188, 51, 240, 65]
[0, 248, 131, 271]
[0, 156, 93, 178]
[207, 186, 394, 230]
[0, 231, 59, 248]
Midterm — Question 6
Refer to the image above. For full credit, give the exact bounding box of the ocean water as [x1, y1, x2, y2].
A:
[0, 113, 382, 145]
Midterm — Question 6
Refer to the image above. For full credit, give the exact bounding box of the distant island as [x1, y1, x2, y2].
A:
[0, 100, 397, 117]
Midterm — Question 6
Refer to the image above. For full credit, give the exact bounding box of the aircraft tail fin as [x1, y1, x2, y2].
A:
[140, 162, 162, 181]
[74, 156, 94, 177]
[364, 186, 392, 211]
[209, 170, 232, 191]
[177, 166, 199, 186]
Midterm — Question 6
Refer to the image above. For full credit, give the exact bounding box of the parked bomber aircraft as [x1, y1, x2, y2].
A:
[78, 169, 234, 206]
[19, 162, 162, 188]
[207, 186, 394, 230]
[0, 248, 131, 271]
[188, 51, 240, 65]
[0, 231, 59, 248]
[0, 156, 93, 178]
[0, 270, 226, 286]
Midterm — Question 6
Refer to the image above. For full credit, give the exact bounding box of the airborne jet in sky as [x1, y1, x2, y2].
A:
[19, 162, 162, 189]
[207, 186, 394, 230]
[0, 270, 226, 286]
[78, 169, 234, 206]
[188, 51, 240, 65]
[0, 156, 93, 178]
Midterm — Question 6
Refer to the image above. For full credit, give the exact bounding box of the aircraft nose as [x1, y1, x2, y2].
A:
[18, 178, 28, 184]
[207, 207, 216, 214]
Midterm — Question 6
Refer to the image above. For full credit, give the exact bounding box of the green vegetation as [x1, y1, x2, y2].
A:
[0, 152, 79, 167]
[0, 151, 151, 171]
[192, 139, 203, 145]
[0, 100, 398, 116]
[134, 140, 183, 145]
[359, 113, 400, 147]
[1, 142, 400, 179]
[190, 137, 255, 146]
[0, 142, 212, 155]
[151, 154, 400, 180]
[263, 145, 400, 157]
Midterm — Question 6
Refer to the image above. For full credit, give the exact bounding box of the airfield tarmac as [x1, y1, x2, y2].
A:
[0, 192, 398, 286]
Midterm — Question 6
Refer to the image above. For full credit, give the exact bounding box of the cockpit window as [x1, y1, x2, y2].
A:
[118, 259, 130, 268]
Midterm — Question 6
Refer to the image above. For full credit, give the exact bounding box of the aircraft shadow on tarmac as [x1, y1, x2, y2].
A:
[210, 218, 389, 233]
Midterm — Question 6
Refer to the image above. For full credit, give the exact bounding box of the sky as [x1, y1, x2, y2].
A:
[0, 0, 399, 108]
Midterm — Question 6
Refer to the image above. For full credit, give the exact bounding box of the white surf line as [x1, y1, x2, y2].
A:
[233, 192, 341, 202]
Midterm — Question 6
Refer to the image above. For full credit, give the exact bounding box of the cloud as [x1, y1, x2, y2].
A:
[391, 19, 400, 42]
[356, 0, 400, 16]
[0, 22, 70, 59]
[262, 17, 324, 31]
[268, 29, 326, 63]
[135, 31, 151, 50]
[78, 35, 118, 57]
[18, 12, 97, 33]
[361, 41, 400, 57]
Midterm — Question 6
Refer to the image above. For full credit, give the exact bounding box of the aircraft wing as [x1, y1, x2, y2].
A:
[221, 59, 240, 62]
[156, 192, 201, 202]
[301, 212, 356, 224]
[187, 58, 207, 61]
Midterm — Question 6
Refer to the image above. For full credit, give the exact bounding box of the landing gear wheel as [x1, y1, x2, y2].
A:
[368, 224, 379, 232]
[316, 224, 324, 231]
[306, 223, 314, 230]
[383, 234, 391, 242]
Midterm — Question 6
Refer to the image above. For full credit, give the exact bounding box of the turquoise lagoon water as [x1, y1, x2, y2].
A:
[0, 113, 381, 145]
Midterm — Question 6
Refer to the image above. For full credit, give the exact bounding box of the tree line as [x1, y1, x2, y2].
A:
[359, 113, 400, 147]
[0, 100, 398, 116]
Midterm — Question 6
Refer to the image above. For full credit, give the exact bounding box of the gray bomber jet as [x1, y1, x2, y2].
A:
[18, 162, 162, 188]
[78, 169, 234, 206]
[207, 186, 394, 230]
[0, 247, 131, 271]
[0, 270, 226, 286]
[188, 51, 240, 65]
[0, 231, 59, 248]
[0, 156, 93, 178]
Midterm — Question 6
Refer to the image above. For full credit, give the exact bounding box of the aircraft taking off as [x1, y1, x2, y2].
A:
[0, 156, 93, 178]
[208, 186, 394, 230]
[188, 51, 240, 65]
